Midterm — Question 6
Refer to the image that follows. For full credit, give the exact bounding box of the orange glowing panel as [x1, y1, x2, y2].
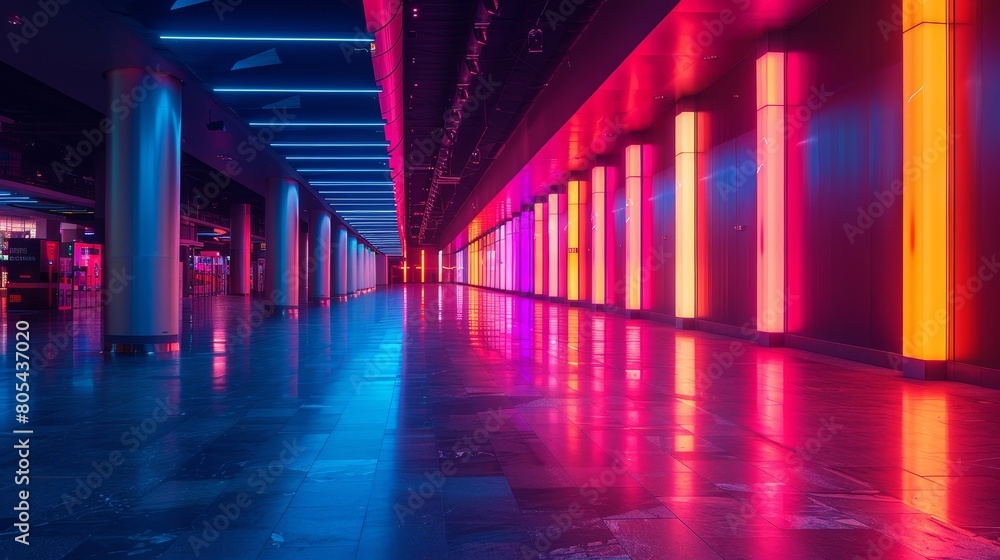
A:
[534, 202, 544, 296]
[421, 249, 426, 283]
[903, 2, 949, 361]
[567, 181, 581, 301]
[756, 50, 786, 334]
[548, 193, 560, 298]
[625, 145, 643, 310]
[675, 111, 698, 318]
[403, 259, 408, 283]
[592, 167, 607, 305]
[438, 250, 443, 283]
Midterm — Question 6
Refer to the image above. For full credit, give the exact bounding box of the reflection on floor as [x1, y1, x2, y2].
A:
[1, 285, 1000, 559]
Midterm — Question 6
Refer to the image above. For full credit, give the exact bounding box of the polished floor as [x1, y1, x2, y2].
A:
[1, 285, 1000, 559]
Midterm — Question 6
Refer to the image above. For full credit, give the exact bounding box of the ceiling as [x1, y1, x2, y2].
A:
[1, 0, 400, 254]
[401, 0, 605, 248]
[446, 0, 829, 245]
[95, 0, 402, 254]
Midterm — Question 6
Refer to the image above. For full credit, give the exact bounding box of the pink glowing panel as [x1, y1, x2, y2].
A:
[625, 145, 645, 310]
[756, 48, 787, 334]
[592, 167, 607, 305]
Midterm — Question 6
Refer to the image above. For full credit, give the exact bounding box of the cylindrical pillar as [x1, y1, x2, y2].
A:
[347, 235, 358, 294]
[365, 248, 372, 289]
[354, 240, 365, 292]
[230, 203, 251, 295]
[265, 178, 300, 307]
[103, 67, 181, 351]
[333, 223, 348, 298]
[298, 221, 309, 302]
[366, 247, 372, 289]
[309, 210, 332, 302]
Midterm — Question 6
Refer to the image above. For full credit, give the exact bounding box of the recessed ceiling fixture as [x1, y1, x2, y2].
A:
[528, 28, 543, 53]
[206, 111, 226, 131]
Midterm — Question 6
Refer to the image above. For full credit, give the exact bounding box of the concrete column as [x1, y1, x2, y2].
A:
[357, 243, 367, 291]
[332, 223, 348, 298]
[103, 67, 181, 351]
[230, 203, 251, 295]
[265, 178, 300, 307]
[347, 234, 358, 294]
[368, 249, 375, 289]
[364, 248, 371, 289]
[309, 210, 332, 302]
[298, 221, 309, 302]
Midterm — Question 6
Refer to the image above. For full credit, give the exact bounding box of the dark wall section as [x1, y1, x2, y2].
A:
[649, 112, 677, 317]
[696, 56, 758, 328]
[785, 0, 902, 353]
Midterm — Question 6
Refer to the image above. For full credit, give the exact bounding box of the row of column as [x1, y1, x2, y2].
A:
[101, 66, 382, 350]
[455, 16, 953, 379]
[257, 180, 379, 305]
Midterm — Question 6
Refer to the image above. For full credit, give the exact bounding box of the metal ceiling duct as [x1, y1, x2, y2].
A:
[417, 0, 497, 245]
